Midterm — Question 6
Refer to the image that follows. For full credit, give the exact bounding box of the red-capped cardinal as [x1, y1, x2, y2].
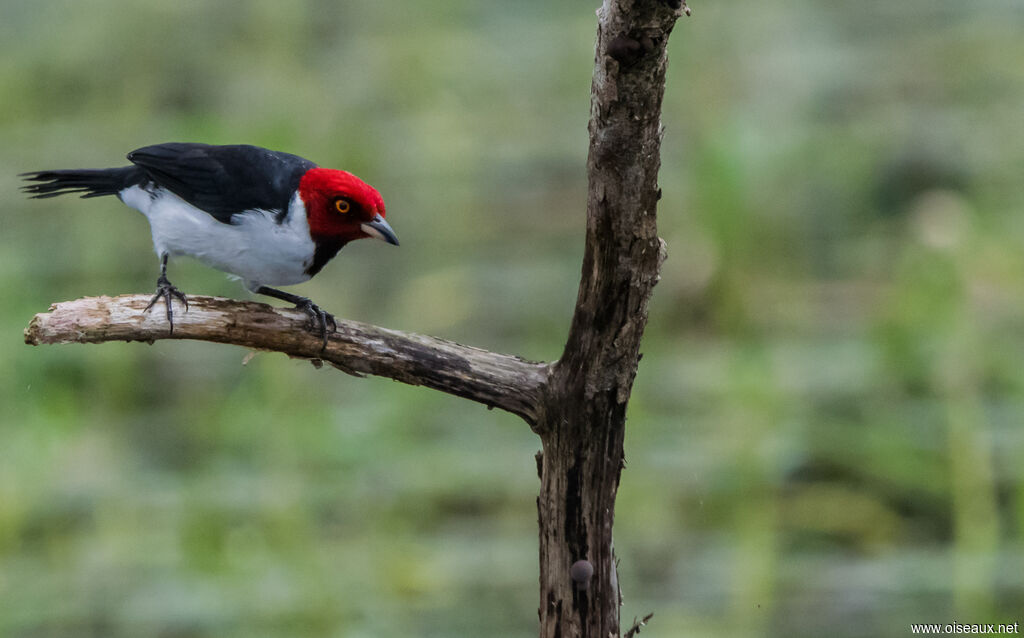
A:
[22, 143, 398, 346]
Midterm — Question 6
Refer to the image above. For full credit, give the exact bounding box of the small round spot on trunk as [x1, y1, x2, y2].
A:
[571, 559, 594, 589]
[607, 36, 642, 64]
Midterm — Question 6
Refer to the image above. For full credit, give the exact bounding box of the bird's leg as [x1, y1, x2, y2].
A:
[144, 254, 188, 334]
[254, 286, 337, 349]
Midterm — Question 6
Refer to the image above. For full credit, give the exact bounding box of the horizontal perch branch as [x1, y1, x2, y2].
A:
[24, 294, 549, 424]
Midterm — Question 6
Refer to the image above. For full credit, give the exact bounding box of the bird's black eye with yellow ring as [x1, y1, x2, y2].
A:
[334, 198, 351, 214]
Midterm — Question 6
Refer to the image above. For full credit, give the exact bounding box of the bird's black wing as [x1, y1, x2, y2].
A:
[127, 143, 318, 224]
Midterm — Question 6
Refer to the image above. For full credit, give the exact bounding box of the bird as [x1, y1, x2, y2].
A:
[21, 142, 398, 347]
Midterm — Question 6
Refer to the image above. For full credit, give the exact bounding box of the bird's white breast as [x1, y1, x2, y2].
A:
[119, 185, 315, 289]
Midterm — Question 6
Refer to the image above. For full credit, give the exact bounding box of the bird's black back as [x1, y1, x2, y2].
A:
[127, 143, 318, 223]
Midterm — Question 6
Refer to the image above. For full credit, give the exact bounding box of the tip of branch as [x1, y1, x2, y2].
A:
[23, 315, 43, 346]
[624, 612, 654, 638]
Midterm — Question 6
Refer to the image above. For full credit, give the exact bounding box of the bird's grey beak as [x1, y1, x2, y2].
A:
[361, 214, 399, 246]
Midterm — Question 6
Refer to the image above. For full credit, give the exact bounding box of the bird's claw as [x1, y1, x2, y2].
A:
[145, 274, 188, 334]
[294, 298, 336, 350]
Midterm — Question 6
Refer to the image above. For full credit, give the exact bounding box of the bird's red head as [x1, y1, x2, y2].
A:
[298, 168, 398, 246]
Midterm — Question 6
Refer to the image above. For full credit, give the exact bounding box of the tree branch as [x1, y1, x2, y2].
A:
[24, 2, 683, 634]
[24, 294, 548, 425]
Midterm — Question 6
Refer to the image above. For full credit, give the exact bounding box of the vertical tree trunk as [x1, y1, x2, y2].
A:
[536, 1, 681, 636]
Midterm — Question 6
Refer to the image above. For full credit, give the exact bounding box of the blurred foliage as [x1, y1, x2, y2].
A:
[2, 0, 1024, 636]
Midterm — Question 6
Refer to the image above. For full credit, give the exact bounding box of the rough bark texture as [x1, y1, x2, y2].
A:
[536, 2, 678, 636]
[24, 1, 681, 635]
[24, 295, 548, 425]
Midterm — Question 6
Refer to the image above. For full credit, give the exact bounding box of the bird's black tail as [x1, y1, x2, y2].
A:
[20, 167, 140, 199]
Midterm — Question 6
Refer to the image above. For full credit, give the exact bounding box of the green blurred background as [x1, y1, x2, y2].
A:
[2, 1, 1023, 636]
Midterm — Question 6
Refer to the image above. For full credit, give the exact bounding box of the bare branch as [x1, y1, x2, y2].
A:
[24, 294, 548, 424]
[624, 612, 655, 638]
[24, 2, 684, 635]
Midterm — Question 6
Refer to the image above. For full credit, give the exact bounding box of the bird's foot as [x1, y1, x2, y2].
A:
[144, 274, 188, 334]
[293, 297, 337, 350]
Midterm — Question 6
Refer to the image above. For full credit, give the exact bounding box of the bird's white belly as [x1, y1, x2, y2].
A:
[120, 185, 315, 289]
